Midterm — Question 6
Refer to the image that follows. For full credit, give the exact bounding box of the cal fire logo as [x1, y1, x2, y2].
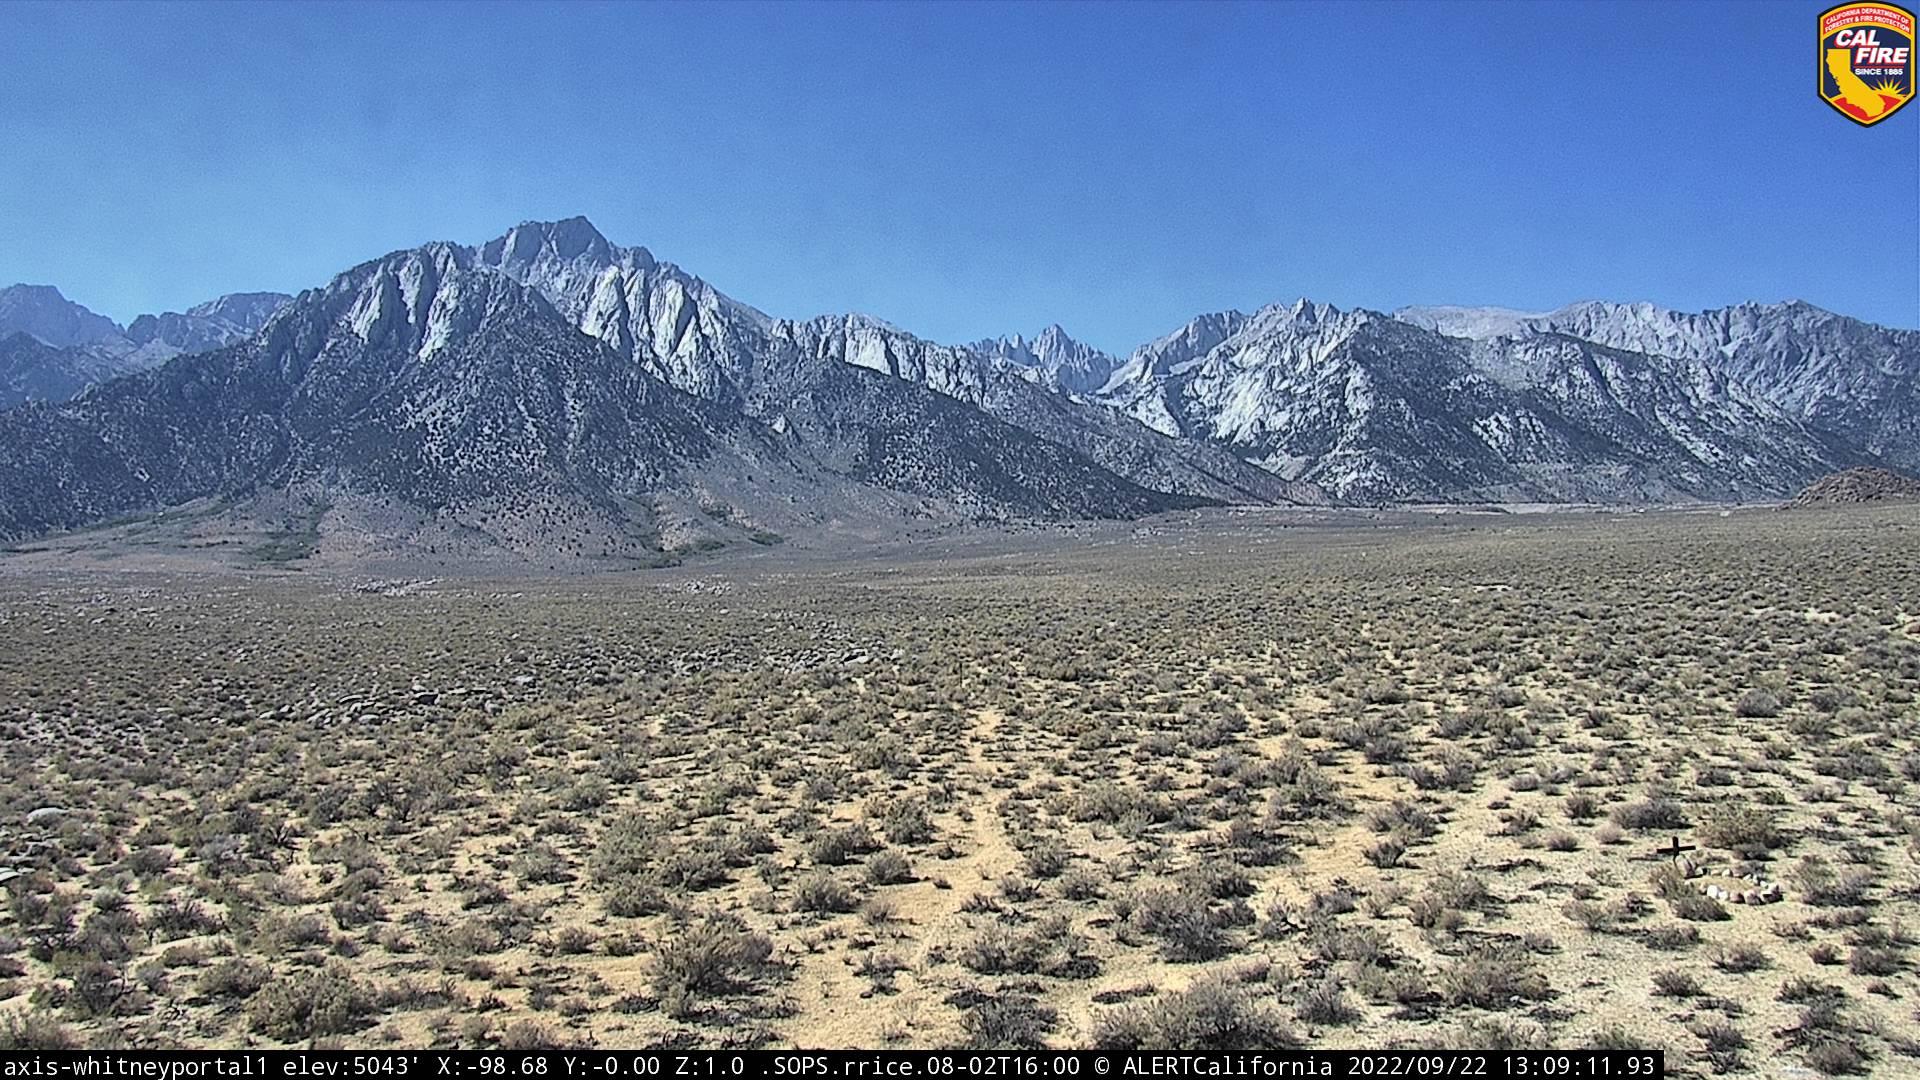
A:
[1819, 3, 1915, 125]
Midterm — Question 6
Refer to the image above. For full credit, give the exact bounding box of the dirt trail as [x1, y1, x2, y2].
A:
[782, 707, 1021, 1048]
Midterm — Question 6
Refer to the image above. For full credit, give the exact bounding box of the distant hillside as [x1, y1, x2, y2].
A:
[1791, 467, 1920, 506]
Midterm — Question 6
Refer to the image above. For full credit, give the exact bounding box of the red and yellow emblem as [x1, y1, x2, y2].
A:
[1819, 3, 1915, 125]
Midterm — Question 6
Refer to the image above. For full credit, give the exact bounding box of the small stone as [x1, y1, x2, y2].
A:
[23, 807, 67, 826]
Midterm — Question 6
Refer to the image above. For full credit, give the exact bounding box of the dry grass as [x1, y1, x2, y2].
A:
[0, 504, 1917, 1069]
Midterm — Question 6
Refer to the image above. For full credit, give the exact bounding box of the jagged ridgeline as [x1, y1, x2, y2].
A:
[0, 217, 1915, 561]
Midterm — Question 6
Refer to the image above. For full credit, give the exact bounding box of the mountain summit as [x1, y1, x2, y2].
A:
[0, 217, 1913, 559]
[0, 285, 291, 409]
[0, 285, 126, 349]
[0, 231, 1218, 561]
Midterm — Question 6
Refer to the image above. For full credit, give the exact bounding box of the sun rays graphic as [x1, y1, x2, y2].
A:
[1868, 76, 1911, 99]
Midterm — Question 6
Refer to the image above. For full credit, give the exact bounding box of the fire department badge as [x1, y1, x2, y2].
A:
[1820, 3, 1915, 125]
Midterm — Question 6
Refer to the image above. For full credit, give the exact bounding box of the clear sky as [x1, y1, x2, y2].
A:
[1, 0, 1915, 352]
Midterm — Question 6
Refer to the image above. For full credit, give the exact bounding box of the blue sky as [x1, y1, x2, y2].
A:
[1, 0, 1914, 352]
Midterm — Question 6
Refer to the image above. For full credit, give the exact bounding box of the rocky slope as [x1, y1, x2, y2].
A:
[0, 243, 1207, 554]
[0, 285, 291, 409]
[0, 285, 125, 348]
[1099, 301, 1871, 503]
[1399, 300, 1920, 472]
[125, 291, 291, 357]
[970, 325, 1121, 396]
[0, 333, 141, 409]
[3, 217, 1914, 554]
[1791, 467, 1920, 506]
[475, 218, 1307, 505]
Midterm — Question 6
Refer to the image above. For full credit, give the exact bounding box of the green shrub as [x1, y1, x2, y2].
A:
[1610, 797, 1686, 832]
[809, 824, 878, 866]
[198, 958, 271, 1001]
[865, 797, 934, 845]
[603, 876, 667, 918]
[1441, 943, 1552, 1009]
[1650, 969, 1701, 997]
[1294, 975, 1359, 1025]
[866, 849, 914, 886]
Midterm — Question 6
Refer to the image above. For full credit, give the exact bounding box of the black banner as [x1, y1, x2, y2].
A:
[0, 1050, 1662, 1080]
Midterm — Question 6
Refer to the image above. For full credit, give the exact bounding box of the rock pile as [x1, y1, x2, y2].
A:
[1675, 855, 1783, 904]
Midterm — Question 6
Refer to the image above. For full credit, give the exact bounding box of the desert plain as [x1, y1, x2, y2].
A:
[0, 505, 1916, 1076]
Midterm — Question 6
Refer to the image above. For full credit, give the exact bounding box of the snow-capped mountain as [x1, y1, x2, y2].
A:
[475, 217, 774, 403]
[472, 218, 1304, 505]
[1394, 305, 1545, 341]
[1, 215, 1914, 555]
[1527, 301, 1919, 470]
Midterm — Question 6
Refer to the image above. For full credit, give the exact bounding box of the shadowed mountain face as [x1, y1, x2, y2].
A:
[0, 285, 126, 348]
[0, 333, 140, 409]
[0, 286, 292, 409]
[0, 242, 1209, 551]
[472, 218, 1300, 506]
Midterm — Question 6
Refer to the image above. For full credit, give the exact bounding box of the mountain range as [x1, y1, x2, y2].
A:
[0, 217, 1912, 563]
[0, 285, 291, 409]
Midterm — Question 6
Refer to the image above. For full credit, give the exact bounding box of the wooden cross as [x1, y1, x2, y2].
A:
[1656, 835, 1696, 857]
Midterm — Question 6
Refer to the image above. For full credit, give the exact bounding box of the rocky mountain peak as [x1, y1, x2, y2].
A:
[484, 216, 621, 268]
[968, 323, 1118, 396]
[0, 284, 127, 348]
[126, 291, 292, 355]
[4, 215, 1916, 551]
